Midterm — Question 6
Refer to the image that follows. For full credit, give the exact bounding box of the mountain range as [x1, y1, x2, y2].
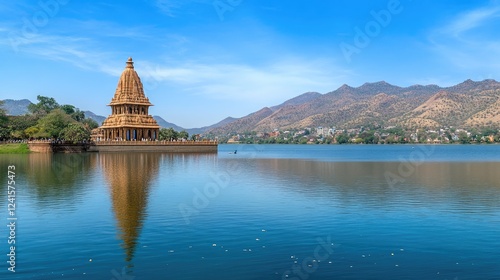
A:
[207, 79, 500, 135]
[3, 79, 500, 136]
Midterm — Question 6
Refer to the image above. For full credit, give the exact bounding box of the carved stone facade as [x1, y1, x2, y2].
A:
[94, 58, 160, 141]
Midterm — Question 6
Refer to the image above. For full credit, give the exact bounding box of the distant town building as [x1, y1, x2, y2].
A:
[316, 126, 324, 136]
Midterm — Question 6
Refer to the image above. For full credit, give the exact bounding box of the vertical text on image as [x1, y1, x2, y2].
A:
[6, 165, 17, 272]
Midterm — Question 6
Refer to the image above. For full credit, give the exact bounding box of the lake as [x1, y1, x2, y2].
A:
[1, 144, 500, 279]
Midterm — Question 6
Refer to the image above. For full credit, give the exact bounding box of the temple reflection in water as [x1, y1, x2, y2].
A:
[99, 152, 160, 263]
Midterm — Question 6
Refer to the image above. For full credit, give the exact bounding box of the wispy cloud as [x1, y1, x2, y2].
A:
[138, 59, 348, 103]
[150, 0, 211, 17]
[441, 6, 500, 38]
[428, 3, 500, 74]
[0, 29, 122, 76]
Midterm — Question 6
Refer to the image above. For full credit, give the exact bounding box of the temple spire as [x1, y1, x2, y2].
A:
[126, 57, 134, 69]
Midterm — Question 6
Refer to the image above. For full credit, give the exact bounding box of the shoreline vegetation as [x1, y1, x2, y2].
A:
[0, 143, 30, 154]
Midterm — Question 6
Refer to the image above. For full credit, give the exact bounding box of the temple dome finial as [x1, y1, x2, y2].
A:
[126, 57, 134, 68]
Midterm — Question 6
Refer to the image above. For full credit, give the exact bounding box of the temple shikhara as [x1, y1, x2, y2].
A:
[94, 57, 160, 141]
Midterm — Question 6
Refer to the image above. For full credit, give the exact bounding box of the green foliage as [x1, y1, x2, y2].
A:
[336, 134, 349, 144]
[0, 127, 10, 140]
[60, 104, 76, 115]
[81, 118, 98, 130]
[24, 126, 40, 138]
[358, 131, 377, 144]
[0, 100, 8, 139]
[35, 109, 76, 139]
[178, 130, 189, 140]
[480, 127, 497, 136]
[60, 104, 85, 121]
[28, 95, 60, 115]
[0, 143, 30, 154]
[59, 123, 90, 143]
[159, 127, 179, 141]
[6, 115, 38, 139]
[459, 132, 470, 144]
[299, 137, 309, 144]
[0, 100, 7, 123]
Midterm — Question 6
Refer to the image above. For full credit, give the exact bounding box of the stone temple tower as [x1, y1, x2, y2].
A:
[98, 58, 160, 141]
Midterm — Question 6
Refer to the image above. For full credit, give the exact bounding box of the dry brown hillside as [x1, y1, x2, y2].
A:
[208, 79, 500, 135]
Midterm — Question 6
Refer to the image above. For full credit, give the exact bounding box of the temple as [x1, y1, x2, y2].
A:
[95, 57, 160, 141]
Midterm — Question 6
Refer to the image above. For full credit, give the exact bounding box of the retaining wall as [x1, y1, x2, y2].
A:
[90, 144, 217, 153]
[28, 141, 218, 153]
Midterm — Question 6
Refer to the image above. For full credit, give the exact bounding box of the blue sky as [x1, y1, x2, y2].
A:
[1, 0, 500, 128]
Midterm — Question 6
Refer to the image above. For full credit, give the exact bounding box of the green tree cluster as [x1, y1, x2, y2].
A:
[1, 95, 97, 143]
[158, 128, 189, 141]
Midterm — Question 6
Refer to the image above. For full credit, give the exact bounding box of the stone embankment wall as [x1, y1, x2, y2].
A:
[28, 141, 218, 153]
[27, 142, 52, 153]
[28, 142, 90, 153]
[89, 144, 217, 153]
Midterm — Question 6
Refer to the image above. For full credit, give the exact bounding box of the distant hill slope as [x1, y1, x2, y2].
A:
[208, 107, 274, 135]
[187, 117, 238, 135]
[208, 79, 500, 135]
[1, 99, 32, 115]
[83, 111, 106, 125]
[153, 115, 186, 131]
[270, 92, 322, 111]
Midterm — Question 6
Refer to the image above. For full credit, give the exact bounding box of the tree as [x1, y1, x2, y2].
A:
[33, 109, 75, 139]
[458, 131, 470, 144]
[60, 104, 85, 122]
[24, 126, 40, 138]
[81, 118, 99, 130]
[0, 100, 8, 139]
[7, 115, 38, 139]
[28, 95, 60, 115]
[336, 134, 349, 144]
[60, 104, 76, 115]
[159, 128, 178, 141]
[0, 100, 6, 121]
[178, 130, 189, 140]
[59, 123, 90, 143]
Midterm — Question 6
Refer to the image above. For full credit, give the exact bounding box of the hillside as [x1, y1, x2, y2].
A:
[1, 99, 32, 115]
[187, 117, 237, 135]
[153, 115, 185, 131]
[83, 111, 106, 125]
[208, 107, 274, 135]
[208, 79, 500, 135]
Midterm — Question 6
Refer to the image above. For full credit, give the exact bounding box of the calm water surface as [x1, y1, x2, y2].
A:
[1, 144, 500, 279]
